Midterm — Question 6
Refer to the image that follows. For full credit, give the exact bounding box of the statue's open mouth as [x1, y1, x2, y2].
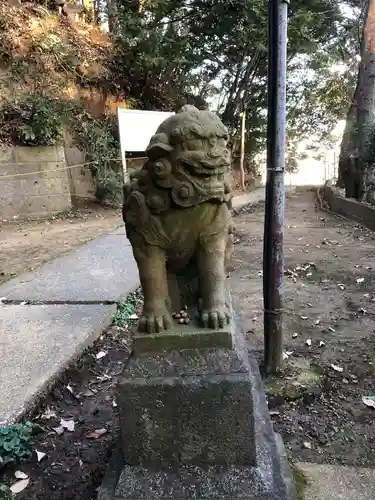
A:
[181, 159, 228, 178]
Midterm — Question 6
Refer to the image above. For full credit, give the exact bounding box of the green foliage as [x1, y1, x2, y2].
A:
[0, 422, 33, 468]
[0, 485, 13, 500]
[0, 93, 72, 146]
[113, 289, 143, 327]
[71, 113, 123, 206]
[289, 461, 309, 500]
[113, 1, 205, 110]
[111, 0, 359, 160]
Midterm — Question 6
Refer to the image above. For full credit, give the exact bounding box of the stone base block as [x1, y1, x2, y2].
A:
[98, 312, 294, 499]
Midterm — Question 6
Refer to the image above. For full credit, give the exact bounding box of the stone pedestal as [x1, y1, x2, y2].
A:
[98, 309, 294, 499]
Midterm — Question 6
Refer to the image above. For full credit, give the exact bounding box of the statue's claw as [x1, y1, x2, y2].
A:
[138, 308, 172, 333]
[201, 308, 230, 329]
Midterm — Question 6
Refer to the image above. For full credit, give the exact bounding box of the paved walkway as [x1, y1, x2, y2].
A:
[298, 463, 375, 500]
[0, 189, 266, 424]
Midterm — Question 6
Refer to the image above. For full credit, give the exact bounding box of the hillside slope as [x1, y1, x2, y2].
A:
[0, 2, 116, 145]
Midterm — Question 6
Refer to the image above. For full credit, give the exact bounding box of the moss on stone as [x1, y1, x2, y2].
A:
[290, 462, 309, 500]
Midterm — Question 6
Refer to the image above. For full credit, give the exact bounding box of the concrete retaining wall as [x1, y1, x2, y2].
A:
[65, 146, 96, 203]
[0, 146, 72, 220]
[320, 184, 375, 231]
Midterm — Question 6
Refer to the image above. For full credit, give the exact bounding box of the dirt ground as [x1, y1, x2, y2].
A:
[0, 205, 122, 286]
[231, 191, 375, 467]
[1, 191, 375, 499]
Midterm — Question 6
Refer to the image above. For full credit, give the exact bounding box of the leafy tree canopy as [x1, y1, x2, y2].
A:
[111, 0, 360, 163]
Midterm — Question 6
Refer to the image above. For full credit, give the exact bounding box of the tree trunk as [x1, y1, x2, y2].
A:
[107, 0, 119, 33]
[337, 92, 359, 197]
[339, 0, 375, 201]
[357, 0, 375, 201]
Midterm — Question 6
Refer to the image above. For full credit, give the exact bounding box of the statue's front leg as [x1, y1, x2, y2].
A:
[132, 244, 172, 333]
[198, 235, 230, 329]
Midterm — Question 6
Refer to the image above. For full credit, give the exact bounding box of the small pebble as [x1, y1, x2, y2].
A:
[175, 313, 181, 319]
[179, 318, 184, 324]
[184, 318, 190, 324]
[181, 311, 188, 318]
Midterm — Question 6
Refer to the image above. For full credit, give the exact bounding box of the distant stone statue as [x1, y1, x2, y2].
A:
[123, 105, 234, 333]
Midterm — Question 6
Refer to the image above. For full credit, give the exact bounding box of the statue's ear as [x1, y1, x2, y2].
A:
[146, 133, 173, 160]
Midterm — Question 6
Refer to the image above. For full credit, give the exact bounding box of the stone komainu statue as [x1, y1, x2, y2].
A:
[123, 106, 234, 333]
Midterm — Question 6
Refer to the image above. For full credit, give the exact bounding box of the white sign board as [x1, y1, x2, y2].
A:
[117, 108, 175, 174]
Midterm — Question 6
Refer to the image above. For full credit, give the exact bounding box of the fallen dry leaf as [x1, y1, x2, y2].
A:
[14, 471, 28, 480]
[86, 428, 108, 439]
[362, 396, 375, 409]
[41, 408, 57, 420]
[10, 478, 30, 493]
[66, 384, 75, 396]
[331, 364, 343, 373]
[96, 350, 107, 360]
[35, 450, 46, 462]
[60, 419, 75, 432]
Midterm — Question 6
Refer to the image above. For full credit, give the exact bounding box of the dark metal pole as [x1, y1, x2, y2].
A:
[263, 0, 288, 374]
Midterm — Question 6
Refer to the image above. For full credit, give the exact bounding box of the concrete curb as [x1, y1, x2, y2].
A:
[319, 183, 375, 231]
[0, 304, 117, 424]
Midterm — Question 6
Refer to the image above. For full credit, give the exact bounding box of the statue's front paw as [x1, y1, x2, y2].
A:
[201, 308, 230, 329]
[138, 308, 172, 333]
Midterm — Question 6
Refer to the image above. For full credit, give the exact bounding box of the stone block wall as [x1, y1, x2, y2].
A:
[0, 146, 72, 220]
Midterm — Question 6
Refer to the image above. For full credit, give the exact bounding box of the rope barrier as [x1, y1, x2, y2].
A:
[0, 156, 147, 179]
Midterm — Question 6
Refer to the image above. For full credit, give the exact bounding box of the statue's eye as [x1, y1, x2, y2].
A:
[184, 139, 204, 150]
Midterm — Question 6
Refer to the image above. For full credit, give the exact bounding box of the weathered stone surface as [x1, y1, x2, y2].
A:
[118, 375, 256, 468]
[0, 233, 138, 302]
[100, 345, 292, 499]
[117, 316, 255, 468]
[123, 105, 235, 333]
[113, 464, 288, 500]
[0, 304, 116, 423]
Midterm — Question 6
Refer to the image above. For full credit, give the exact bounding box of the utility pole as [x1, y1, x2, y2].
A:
[239, 110, 246, 191]
[263, 0, 289, 374]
